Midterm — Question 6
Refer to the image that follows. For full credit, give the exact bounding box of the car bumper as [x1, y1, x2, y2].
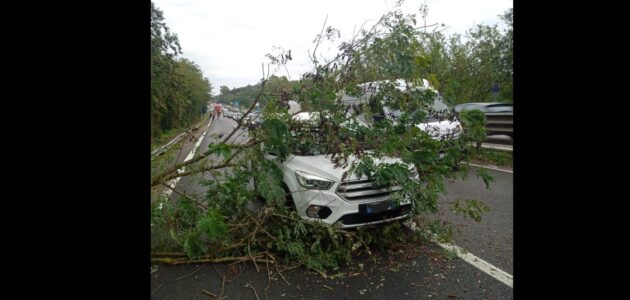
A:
[290, 188, 412, 229]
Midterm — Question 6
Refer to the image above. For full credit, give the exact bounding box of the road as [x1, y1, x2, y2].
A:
[439, 167, 513, 275]
[167, 116, 250, 202]
[152, 116, 513, 299]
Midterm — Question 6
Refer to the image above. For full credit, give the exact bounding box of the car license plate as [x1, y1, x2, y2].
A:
[364, 201, 395, 214]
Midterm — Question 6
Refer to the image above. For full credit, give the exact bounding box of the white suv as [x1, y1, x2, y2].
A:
[267, 112, 418, 228]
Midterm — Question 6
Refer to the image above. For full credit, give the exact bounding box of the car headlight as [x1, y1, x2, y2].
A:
[295, 170, 334, 190]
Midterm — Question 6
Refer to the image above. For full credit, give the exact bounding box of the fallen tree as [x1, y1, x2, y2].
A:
[151, 3, 492, 275]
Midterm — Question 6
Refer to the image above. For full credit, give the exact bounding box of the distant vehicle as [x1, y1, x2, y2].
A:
[251, 115, 263, 128]
[213, 103, 223, 119]
[242, 115, 252, 127]
[453, 102, 512, 113]
[242, 113, 263, 129]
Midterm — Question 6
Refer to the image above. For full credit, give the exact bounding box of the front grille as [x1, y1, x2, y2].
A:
[338, 204, 411, 225]
[336, 179, 402, 201]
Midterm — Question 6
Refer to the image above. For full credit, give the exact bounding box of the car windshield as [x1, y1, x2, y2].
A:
[431, 98, 449, 112]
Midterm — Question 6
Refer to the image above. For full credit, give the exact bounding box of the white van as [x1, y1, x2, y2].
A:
[341, 79, 462, 140]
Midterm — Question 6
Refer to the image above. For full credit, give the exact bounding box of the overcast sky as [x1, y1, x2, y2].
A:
[153, 0, 512, 95]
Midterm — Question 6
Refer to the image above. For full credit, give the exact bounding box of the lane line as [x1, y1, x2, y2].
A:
[467, 142, 512, 152]
[405, 222, 513, 288]
[436, 241, 513, 287]
[482, 144, 512, 152]
[163, 126, 210, 198]
[462, 162, 513, 174]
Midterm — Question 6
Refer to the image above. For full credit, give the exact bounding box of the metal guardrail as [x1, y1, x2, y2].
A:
[151, 132, 188, 159]
[151, 116, 210, 160]
[485, 112, 513, 138]
[485, 136, 512, 146]
[477, 112, 513, 148]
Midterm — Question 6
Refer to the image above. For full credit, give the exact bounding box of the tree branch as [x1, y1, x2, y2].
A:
[156, 162, 244, 186]
[151, 256, 274, 265]
[152, 138, 265, 186]
[151, 79, 266, 187]
[162, 183, 208, 210]
[311, 15, 329, 64]
[221, 79, 268, 144]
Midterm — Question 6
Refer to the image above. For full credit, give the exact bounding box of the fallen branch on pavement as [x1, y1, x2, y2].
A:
[151, 256, 275, 265]
[162, 184, 208, 210]
[245, 282, 261, 300]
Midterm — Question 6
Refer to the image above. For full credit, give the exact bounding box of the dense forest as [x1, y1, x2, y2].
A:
[214, 75, 295, 109]
[423, 8, 512, 105]
[151, 2, 213, 139]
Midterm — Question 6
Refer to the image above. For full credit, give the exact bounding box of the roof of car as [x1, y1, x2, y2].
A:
[339, 79, 439, 105]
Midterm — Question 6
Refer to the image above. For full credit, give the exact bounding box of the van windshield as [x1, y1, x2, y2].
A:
[431, 98, 449, 112]
[426, 98, 451, 122]
[385, 98, 452, 123]
[290, 115, 373, 156]
[292, 128, 326, 156]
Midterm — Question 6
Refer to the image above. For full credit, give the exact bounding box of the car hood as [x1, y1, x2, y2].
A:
[284, 153, 404, 182]
[417, 120, 462, 140]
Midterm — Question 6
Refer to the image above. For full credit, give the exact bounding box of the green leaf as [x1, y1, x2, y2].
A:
[451, 199, 490, 222]
[207, 144, 232, 158]
[196, 208, 227, 242]
[475, 168, 494, 189]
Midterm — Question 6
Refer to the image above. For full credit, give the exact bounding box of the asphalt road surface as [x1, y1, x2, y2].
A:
[168, 116, 250, 202]
[439, 168, 513, 275]
[152, 242, 511, 299]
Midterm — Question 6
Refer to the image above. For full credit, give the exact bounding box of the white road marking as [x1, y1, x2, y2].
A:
[404, 222, 513, 288]
[481, 144, 512, 152]
[436, 241, 513, 288]
[184, 129, 206, 162]
[462, 162, 513, 174]
[468, 142, 512, 152]
[163, 127, 209, 198]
